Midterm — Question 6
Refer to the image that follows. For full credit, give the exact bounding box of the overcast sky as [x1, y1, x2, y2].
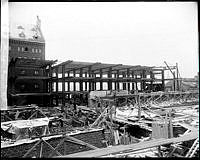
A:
[9, 2, 198, 78]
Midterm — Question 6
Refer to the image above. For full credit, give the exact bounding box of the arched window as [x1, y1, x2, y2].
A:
[34, 84, 39, 89]
[34, 70, 39, 75]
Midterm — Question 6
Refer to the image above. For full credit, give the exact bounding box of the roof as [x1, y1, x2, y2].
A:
[9, 57, 56, 67]
[9, 17, 45, 43]
[53, 60, 154, 74]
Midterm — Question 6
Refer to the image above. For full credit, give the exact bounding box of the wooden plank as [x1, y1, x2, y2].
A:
[175, 122, 198, 132]
[39, 141, 43, 158]
[42, 139, 62, 157]
[58, 132, 198, 157]
[66, 135, 99, 150]
[23, 139, 42, 157]
[48, 137, 66, 157]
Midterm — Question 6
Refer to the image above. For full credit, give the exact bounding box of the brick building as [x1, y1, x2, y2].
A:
[7, 17, 55, 106]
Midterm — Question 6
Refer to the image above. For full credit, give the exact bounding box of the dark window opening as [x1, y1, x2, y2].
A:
[24, 47, 28, 52]
[34, 70, 39, 75]
[21, 84, 25, 90]
[34, 84, 39, 89]
[20, 70, 25, 75]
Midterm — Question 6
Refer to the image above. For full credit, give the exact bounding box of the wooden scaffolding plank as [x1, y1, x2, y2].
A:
[58, 131, 198, 157]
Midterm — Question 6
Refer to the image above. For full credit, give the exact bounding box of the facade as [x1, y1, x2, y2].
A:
[51, 61, 173, 106]
[9, 16, 45, 61]
[7, 17, 55, 106]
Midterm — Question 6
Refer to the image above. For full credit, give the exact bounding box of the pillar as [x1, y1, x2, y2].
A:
[108, 67, 112, 90]
[127, 69, 130, 91]
[141, 70, 146, 91]
[100, 69, 103, 90]
[162, 70, 165, 91]
[122, 72, 126, 90]
[55, 67, 59, 106]
[85, 72, 88, 91]
[88, 67, 92, 91]
[73, 69, 76, 91]
[67, 71, 70, 92]
[79, 68, 83, 91]
[117, 70, 120, 91]
[150, 71, 154, 92]
[132, 71, 135, 91]
[62, 65, 65, 105]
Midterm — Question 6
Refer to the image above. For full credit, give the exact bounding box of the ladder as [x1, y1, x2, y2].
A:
[185, 138, 199, 158]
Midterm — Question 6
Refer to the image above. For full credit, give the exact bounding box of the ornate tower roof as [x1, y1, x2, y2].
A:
[9, 16, 45, 43]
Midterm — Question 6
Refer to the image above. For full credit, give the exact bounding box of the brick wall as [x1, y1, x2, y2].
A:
[9, 39, 45, 60]
[1, 129, 106, 158]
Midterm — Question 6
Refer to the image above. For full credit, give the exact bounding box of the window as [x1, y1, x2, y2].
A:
[18, 47, 20, 52]
[34, 84, 39, 89]
[22, 47, 24, 52]
[39, 49, 42, 53]
[35, 49, 38, 53]
[32, 48, 34, 53]
[9, 46, 11, 51]
[34, 70, 39, 75]
[20, 70, 25, 75]
[24, 47, 28, 52]
[21, 84, 25, 90]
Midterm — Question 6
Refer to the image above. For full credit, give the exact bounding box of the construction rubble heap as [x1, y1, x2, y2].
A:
[1, 90, 199, 158]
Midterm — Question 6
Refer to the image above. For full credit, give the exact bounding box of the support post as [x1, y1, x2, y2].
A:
[85, 72, 87, 91]
[150, 71, 154, 92]
[127, 68, 130, 91]
[80, 68, 83, 91]
[176, 63, 179, 91]
[88, 67, 92, 91]
[73, 69, 76, 91]
[100, 69, 103, 90]
[108, 67, 112, 90]
[62, 65, 65, 106]
[56, 67, 59, 106]
[122, 72, 126, 90]
[137, 95, 141, 120]
[117, 70, 120, 91]
[132, 71, 135, 91]
[161, 70, 165, 92]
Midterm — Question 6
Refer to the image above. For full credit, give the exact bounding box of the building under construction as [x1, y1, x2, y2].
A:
[1, 17, 199, 158]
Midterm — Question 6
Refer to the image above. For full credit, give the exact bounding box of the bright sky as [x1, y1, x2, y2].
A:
[9, 2, 198, 78]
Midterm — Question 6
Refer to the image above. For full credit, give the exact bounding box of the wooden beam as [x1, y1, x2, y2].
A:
[53, 60, 73, 69]
[91, 64, 122, 72]
[66, 135, 99, 150]
[42, 139, 62, 157]
[23, 139, 42, 157]
[59, 132, 198, 157]
[65, 62, 101, 72]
